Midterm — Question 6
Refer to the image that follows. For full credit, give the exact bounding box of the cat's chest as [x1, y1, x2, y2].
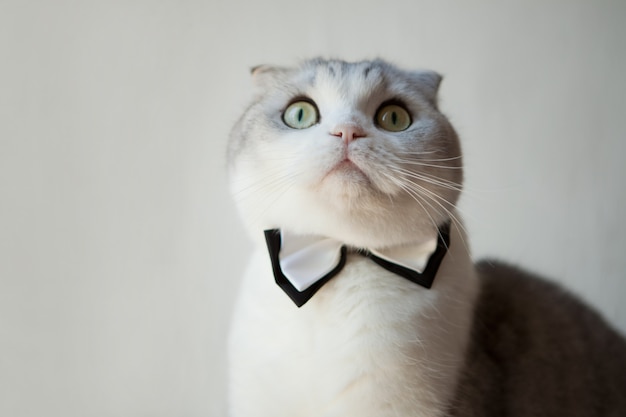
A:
[229, 250, 454, 416]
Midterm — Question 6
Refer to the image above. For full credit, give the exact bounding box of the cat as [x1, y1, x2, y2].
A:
[226, 58, 626, 417]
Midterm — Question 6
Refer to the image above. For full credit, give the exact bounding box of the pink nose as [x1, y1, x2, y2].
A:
[330, 124, 366, 143]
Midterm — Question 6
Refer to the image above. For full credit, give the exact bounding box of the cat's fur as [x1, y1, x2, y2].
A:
[226, 58, 626, 416]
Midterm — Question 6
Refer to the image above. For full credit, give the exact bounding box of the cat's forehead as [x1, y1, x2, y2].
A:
[275, 59, 417, 112]
[251, 59, 441, 112]
[308, 60, 385, 83]
[298, 59, 388, 97]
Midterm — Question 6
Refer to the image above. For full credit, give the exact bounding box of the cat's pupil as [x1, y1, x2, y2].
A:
[297, 108, 304, 122]
[391, 111, 398, 125]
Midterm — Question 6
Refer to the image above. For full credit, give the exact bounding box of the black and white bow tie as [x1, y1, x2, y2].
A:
[264, 222, 451, 307]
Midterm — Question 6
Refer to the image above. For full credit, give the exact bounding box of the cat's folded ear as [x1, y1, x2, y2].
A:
[250, 65, 289, 87]
[411, 70, 443, 104]
[250, 65, 273, 76]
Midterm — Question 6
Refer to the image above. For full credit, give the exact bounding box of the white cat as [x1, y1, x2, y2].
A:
[226, 59, 626, 417]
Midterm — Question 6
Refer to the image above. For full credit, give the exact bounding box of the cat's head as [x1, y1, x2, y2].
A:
[228, 58, 462, 249]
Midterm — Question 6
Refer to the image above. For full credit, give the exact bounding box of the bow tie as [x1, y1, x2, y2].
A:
[264, 222, 451, 307]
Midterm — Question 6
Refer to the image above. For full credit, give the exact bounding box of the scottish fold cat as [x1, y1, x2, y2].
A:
[226, 58, 626, 416]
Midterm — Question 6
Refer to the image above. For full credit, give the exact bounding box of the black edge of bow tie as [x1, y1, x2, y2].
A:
[264, 221, 451, 308]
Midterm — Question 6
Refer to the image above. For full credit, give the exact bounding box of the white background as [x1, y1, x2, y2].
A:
[2, 1, 625, 416]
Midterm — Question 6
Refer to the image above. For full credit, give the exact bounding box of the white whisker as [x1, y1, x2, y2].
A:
[390, 167, 463, 193]
[398, 174, 472, 255]
[381, 172, 444, 236]
[231, 158, 306, 227]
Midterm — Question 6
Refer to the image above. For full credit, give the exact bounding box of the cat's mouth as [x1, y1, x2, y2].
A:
[321, 157, 371, 186]
[334, 158, 361, 172]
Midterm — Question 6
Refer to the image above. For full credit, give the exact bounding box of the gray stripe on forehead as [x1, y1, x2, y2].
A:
[305, 59, 387, 86]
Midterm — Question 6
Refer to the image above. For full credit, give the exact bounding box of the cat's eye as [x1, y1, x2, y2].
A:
[376, 104, 412, 132]
[283, 100, 319, 129]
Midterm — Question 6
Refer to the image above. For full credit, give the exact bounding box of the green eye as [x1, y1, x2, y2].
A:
[283, 100, 319, 129]
[376, 104, 411, 132]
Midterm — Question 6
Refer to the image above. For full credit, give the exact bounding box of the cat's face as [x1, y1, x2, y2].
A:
[228, 59, 462, 249]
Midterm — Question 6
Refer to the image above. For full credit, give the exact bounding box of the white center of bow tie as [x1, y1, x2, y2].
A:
[278, 230, 438, 292]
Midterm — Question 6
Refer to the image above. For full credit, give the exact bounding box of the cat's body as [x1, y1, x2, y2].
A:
[450, 261, 626, 417]
[226, 58, 626, 416]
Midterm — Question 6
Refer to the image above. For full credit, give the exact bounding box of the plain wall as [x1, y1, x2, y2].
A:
[1, 1, 625, 416]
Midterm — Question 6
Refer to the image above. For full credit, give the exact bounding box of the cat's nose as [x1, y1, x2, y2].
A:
[330, 124, 366, 143]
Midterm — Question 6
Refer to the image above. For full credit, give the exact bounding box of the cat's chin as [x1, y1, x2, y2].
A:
[315, 159, 380, 200]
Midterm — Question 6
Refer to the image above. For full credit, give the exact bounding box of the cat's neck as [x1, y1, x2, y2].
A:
[230, 216, 479, 416]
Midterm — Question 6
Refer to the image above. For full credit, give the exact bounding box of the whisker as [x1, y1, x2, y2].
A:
[397, 153, 463, 163]
[250, 179, 297, 227]
[390, 167, 463, 193]
[391, 174, 472, 255]
[391, 156, 463, 170]
[398, 161, 463, 170]
[381, 172, 445, 241]
[236, 170, 301, 227]
[231, 167, 295, 198]
[392, 152, 463, 169]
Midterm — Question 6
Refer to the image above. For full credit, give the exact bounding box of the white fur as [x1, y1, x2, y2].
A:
[227, 59, 478, 416]
[228, 221, 478, 416]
